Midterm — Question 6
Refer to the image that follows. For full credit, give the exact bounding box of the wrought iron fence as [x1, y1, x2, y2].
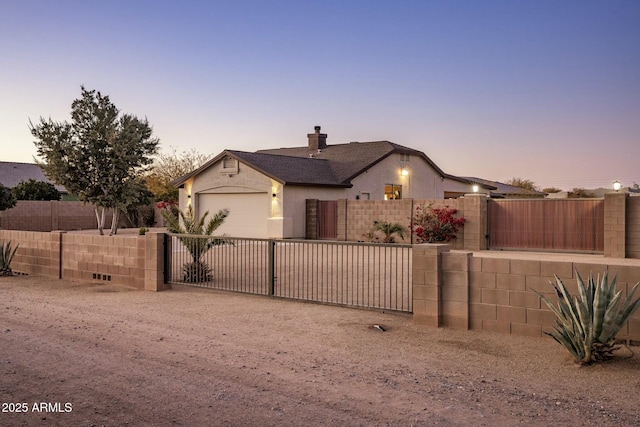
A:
[166, 234, 412, 312]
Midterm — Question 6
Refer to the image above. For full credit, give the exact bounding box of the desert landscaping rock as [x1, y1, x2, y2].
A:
[1, 275, 639, 426]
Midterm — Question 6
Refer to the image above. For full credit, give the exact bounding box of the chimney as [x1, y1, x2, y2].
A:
[307, 125, 327, 151]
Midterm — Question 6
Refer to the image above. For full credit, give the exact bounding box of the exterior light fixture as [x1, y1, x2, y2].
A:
[613, 181, 622, 192]
[187, 194, 191, 198]
[472, 184, 479, 193]
[401, 168, 409, 176]
[272, 193, 277, 198]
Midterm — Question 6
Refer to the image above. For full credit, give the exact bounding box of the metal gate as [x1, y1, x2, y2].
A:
[318, 200, 338, 239]
[165, 235, 412, 313]
[487, 199, 604, 253]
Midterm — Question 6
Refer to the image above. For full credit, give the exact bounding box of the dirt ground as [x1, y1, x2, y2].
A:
[1, 276, 639, 427]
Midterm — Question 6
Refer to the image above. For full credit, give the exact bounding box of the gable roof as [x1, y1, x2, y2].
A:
[173, 140, 451, 188]
[0, 161, 67, 193]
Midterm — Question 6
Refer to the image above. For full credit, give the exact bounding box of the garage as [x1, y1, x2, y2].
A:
[197, 192, 269, 238]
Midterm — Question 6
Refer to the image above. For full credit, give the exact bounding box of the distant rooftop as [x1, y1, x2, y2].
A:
[0, 161, 67, 193]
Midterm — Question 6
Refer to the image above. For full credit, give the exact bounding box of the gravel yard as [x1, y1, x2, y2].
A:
[1, 275, 639, 426]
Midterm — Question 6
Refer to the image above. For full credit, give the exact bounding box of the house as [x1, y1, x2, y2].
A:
[0, 161, 68, 198]
[172, 126, 476, 239]
[443, 176, 547, 199]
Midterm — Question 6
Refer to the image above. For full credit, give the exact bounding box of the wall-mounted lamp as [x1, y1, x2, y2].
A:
[272, 193, 277, 198]
[613, 181, 622, 192]
[472, 184, 479, 193]
[187, 194, 191, 199]
[401, 168, 409, 176]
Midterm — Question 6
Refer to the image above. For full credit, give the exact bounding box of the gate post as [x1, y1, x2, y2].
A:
[412, 243, 449, 327]
[144, 233, 171, 291]
[604, 192, 627, 258]
[268, 240, 276, 295]
[462, 194, 488, 251]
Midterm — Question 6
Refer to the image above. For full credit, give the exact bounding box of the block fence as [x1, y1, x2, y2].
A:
[307, 193, 640, 259]
[0, 230, 169, 291]
[412, 243, 640, 342]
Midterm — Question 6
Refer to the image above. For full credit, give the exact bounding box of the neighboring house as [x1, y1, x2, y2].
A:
[0, 161, 69, 198]
[444, 176, 547, 199]
[172, 126, 473, 239]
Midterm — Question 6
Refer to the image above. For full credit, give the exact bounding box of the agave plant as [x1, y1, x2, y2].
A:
[535, 271, 640, 364]
[162, 204, 231, 282]
[0, 240, 19, 276]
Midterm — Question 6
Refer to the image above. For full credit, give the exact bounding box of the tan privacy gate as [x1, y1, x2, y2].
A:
[487, 199, 604, 253]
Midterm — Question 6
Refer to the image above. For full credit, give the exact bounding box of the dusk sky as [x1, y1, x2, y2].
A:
[1, 0, 638, 191]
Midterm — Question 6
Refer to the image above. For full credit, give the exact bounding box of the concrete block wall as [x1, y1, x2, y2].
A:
[0, 230, 62, 277]
[413, 244, 640, 341]
[604, 193, 626, 258]
[0, 201, 113, 231]
[627, 197, 640, 259]
[0, 230, 167, 291]
[344, 199, 413, 242]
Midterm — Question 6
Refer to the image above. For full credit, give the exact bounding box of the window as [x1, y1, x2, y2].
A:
[384, 184, 402, 200]
[400, 153, 410, 163]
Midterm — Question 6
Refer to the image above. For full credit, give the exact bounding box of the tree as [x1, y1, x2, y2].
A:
[0, 183, 17, 211]
[30, 86, 159, 235]
[506, 177, 538, 191]
[12, 179, 61, 201]
[145, 147, 211, 201]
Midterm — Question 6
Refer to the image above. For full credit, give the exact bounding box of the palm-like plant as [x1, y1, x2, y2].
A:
[162, 204, 230, 282]
[371, 221, 407, 243]
[0, 240, 19, 276]
[535, 271, 640, 364]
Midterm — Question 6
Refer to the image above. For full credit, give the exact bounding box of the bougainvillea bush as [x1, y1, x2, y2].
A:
[412, 204, 466, 243]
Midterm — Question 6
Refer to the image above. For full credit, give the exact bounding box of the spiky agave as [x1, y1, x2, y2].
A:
[535, 271, 640, 364]
[0, 240, 19, 276]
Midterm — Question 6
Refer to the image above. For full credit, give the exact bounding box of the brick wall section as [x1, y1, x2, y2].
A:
[305, 199, 318, 240]
[0, 230, 167, 291]
[461, 194, 487, 251]
[413, 244, 640, 342]
[604, 193, 626, 258]
[0, 230, 62, 277]
[341, 198, 467, 247]
[626, 197, 640, 259]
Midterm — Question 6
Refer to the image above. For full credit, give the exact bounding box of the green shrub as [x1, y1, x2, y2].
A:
[0, 240, 19, 276]
[535, 271, 640, 364]
[364, 220, 407, 243]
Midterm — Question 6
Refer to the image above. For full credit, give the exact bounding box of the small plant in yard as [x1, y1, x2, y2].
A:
[139, 227, 149, 235]
[364, 220, 407, 243]
[0, 240, 19, 276]
[162, 204, 231, 283]
[535, 271, 640, 364]
[411, 204, 465, 243]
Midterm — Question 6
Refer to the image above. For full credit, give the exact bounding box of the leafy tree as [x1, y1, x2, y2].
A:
[506, 177, 538, 191]
[0, 184, 17, 211]
[146, 147, 211, 201]
[162, 204, 230, 282]
[30, 86, 159, 235]
[542, 187, 562, 194]
[12, 179, 61, 201]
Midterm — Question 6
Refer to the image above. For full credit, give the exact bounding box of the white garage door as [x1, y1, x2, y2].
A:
[198, 193, 268, 238]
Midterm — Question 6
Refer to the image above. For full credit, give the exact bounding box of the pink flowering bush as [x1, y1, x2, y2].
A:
[412, 204, 465, 243]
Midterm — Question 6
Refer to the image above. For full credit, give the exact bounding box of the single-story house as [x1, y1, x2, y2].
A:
[0, 161, 69, 198]
[172, 126, 479, 239]
[443, 176, 547, 199]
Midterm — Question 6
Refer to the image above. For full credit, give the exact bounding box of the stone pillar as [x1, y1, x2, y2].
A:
[144, 233, 171, 291]
[441, 251, 471, 330]
[461, 194, 488, 251]
[412, 243, 449, 327]
[604, 192, 627, 258]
